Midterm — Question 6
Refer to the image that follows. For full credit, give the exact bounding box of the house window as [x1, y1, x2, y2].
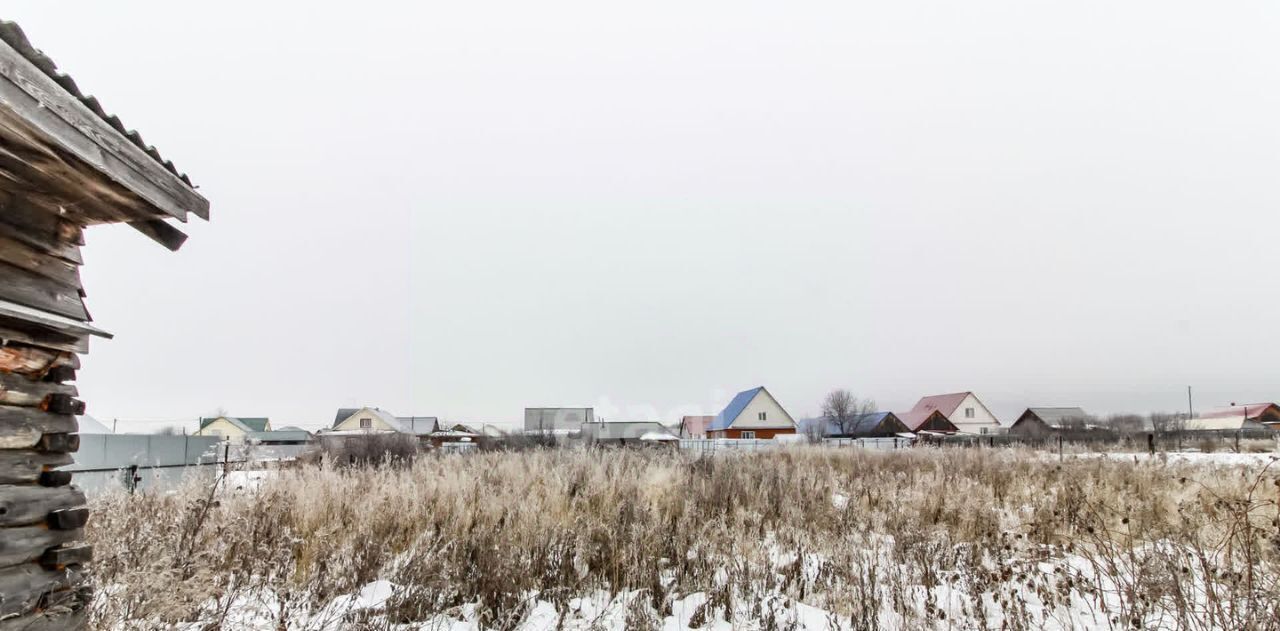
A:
[209, 429, 222, 436]
[741, 431, 756, 439]
[965, 408, 975, 418]
[979, 427, 989, 435]
[758, 412, 767, 421]
[360, 418, 372, 429]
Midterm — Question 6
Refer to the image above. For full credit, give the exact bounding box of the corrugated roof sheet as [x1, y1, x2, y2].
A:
[1199, 403, 1279, 421]
[246, 430, 312, 443]
[1025, 407, 1089, 428]
[800, 412, 903, 437]
[581, 422, 677, 441]
[0, 20, 195, 186]
[1186, 416, 1267, 431]
[900, 392, 970, 429]
[334, 408, 360, 426]
[199, 416, 269, 433]
[396, 416, 439, 435]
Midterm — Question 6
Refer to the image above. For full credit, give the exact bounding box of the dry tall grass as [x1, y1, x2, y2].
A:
[87, 448, 1280, 630]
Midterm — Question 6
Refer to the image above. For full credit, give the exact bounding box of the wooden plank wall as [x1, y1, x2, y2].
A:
[0, 197, 93, 628]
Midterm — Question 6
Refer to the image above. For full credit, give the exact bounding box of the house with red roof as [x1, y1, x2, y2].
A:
[677, 415, 714, 439]
[1187, 403, 1280, 431]
[901, 392, 1000, 434]
[706, 387, 798, 439]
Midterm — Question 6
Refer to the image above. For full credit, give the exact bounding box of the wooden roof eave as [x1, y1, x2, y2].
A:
[0, 37, 208, 232]
[0, 297, 111, 339]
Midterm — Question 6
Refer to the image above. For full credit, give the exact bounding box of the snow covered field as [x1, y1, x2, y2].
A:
[88, 447, 1280, 630]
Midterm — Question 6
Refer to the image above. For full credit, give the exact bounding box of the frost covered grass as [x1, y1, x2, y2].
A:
[87, 447, 1280, 630]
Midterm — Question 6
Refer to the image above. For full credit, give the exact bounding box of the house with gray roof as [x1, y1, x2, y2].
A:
[800, 412, 912, 439]
[329, 407, 439, 438]
[524, 407, 594, 435]
[580, 421, 679, 446]
[1009, 407, 1091, 436]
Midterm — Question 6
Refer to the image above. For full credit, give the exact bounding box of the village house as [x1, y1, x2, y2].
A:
[245, 426, 313, 446]
[1008, 407, 1091, 436]
[194, 416, 271, 442]
[898, 408, 959, 433]
[706, 386, 798, 439]
[330, 407, 439, 439]
[902, 392, 1000, 434]
[524, 407, 594, 435]
[677, 415, 713, 439]
[426, 423, 483, 451]
[581, 421, 679, 446]
[1186, 403, 1280, 431]
[801, 412, 912, 439]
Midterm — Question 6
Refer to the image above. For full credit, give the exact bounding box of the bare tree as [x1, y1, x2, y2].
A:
[822, 389, 878, 437]
[1102, 413, 1146, 432]
[1150, 411, 1188, 434]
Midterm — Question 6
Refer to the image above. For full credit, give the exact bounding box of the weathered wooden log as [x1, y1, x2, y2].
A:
[39, 543, 90, 570]
[0, 563, 79, 616]
[45, 507, 87, 530]
[0, 322, 85, 354]
[0, 262, 87, 321]
[0, 485, 84, 527]
[0, 526, 81, 567]
[40, 365, 74, 384]
[0, 407, 76, 450]
[0, 371, 76, 408]
[0, 199, 83, 265]
[36, 470, 72, 488]
[0, 450, 72, 485]
[35, 433, 78, 454]
[0, 232, 79, 287]
[0, 345, 67, 378]
[39, 393, 82, 416]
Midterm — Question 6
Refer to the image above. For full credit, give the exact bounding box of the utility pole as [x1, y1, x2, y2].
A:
[1187, 386, 1194, 421]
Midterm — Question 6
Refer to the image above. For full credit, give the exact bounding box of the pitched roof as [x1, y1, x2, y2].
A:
[75, 414, 112, 434]
[332, 407, 438, 434]
[679, 415, 714, 437]
[900, 392, 986, 429]
[1186, 416, 1267, 431]
[709, 387, 764, 431]
[246, 429, 312, 443]
[1023, 407, 1089, 428]
[0, 21, 194, 185]
[902, 409, 958, 432]
[396, 416, 439, 435]
[199, 416, 269, 432]
[1199, 403, 1280, 421]
[581, 421, 678, 441]
[800, 412, 905, 437]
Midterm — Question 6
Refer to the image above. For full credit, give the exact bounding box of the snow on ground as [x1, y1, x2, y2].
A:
[126, 450, 1275, 630]
[1070, 451, 1279, 467]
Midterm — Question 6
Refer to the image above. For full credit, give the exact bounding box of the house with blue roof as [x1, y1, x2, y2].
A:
[707, 386, 798, 439]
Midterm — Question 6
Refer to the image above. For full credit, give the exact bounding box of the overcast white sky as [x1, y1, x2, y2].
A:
[7, 1, 1279, 432]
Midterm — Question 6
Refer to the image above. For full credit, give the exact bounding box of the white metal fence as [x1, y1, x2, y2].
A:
[678, 437, 912, 454]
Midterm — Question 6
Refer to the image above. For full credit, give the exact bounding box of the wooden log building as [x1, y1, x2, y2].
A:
[0, 21, 208, 628]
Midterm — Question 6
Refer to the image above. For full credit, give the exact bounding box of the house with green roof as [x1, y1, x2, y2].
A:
[194, 416, 272, 442]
